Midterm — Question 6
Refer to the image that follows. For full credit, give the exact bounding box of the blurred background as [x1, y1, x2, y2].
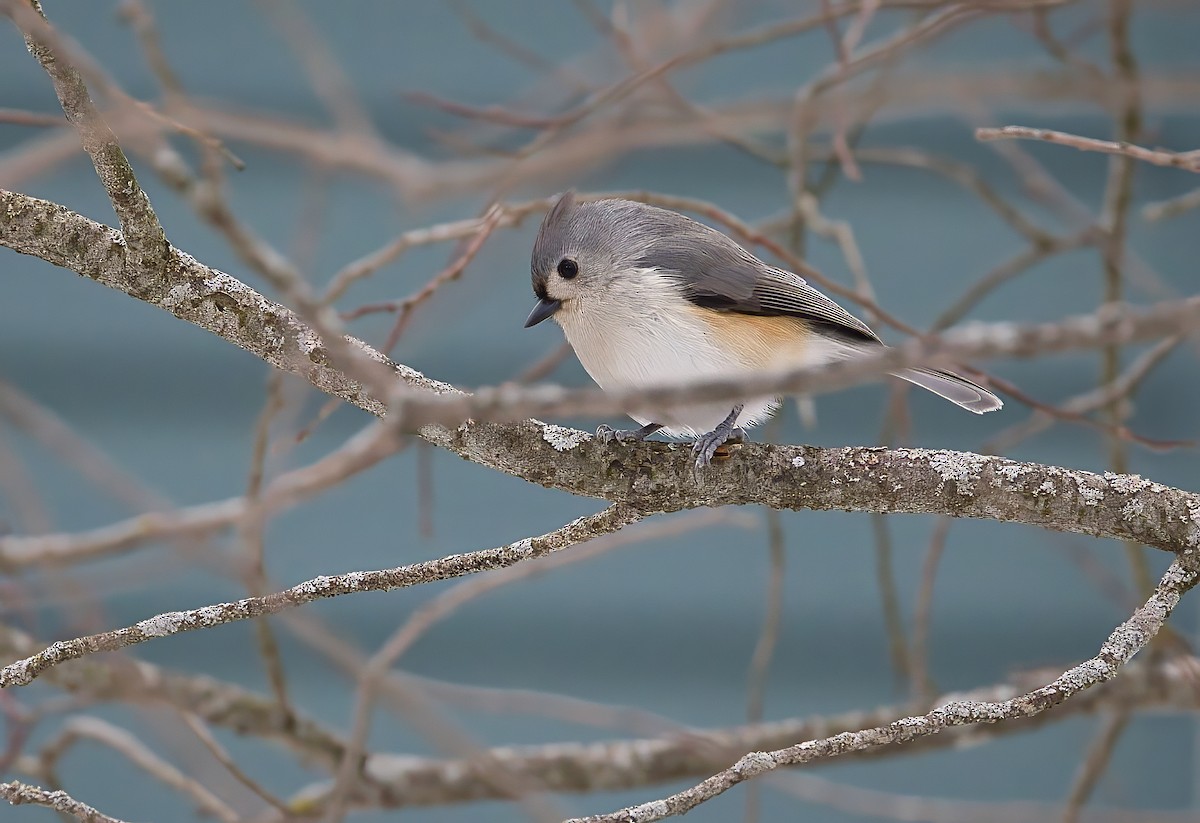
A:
[2, 1, 1200, 821]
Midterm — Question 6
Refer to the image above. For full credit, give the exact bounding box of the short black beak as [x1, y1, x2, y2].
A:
[524, 298, 562, 328]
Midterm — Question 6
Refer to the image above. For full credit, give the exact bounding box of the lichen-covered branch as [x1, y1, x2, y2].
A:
[569, 556, 1200, 823]
[7, 188, 1200, 444]
[0, 505, 640, 687]
[281, 655, 1200, 813]
[1, 780, 127, 823]
[3, 189, 1200, 560]
[7, 1, 169, 278]
[0, 621, 350, 769]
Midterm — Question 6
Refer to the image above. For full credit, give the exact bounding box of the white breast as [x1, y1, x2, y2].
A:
[554, 270, 843, 438]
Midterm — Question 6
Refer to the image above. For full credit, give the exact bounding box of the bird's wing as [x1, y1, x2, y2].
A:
[638, 226, 881, 345]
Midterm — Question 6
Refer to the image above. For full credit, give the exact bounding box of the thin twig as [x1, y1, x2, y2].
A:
[325, 510, 739, 822]
[0, 107, 63, 127]
[39, 716, 238, 823]
[8, 0, 169, 274]
[1142, 186, 1200, 222]
[976, 125, 1200, 171]
[1098, 0, 1156, 622]
[239, 373, 295, 728]
[931, 229, 1096, 331]
[567, 558, 1199, 822]
[984, 334, 1182, 453]
[280, 654, 1200, 813]
[1, 779, 128, 823]
[742, 502, 787, 823]
[1060, 710, 1130, 823]
[1, 506, 642, 686]
[910, 517, 952, 703]
[178, 711, 293, 816]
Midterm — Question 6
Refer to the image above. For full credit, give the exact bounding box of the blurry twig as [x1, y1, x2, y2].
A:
[323, 197, 553, 304]
[1098, 0, 1155, 617]
[567, 557, 1199, 823]
[515, 342, 574, 384]
[910, 517, 952, 703]
[380, 206, 505, 352]
[1, 507, 642, 686]
[848, 146, 1055, 244]
[0, 426, 52, 537]
[256, 0, 380, 138]
[37, 716, 238, 823]
[325, 510, 742, 822]
[117, 0, 186, 100]
[0, 379, 170, 515]
[976, 125, 1200, 171]
[743, 500, 787, 823]
[0, 418, 406, 570]
[1142, 186, 1200, 222]
[238, 374, 296, 729]
[1060, 711, 1130, 823]
[0, 108, 63, 127]
[179, 712, 293, 816]
[871, 512, 911, 689]
[931, 229, 1097, 331]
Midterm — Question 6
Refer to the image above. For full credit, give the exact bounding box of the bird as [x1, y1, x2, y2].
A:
[523, 192, 1001, 469]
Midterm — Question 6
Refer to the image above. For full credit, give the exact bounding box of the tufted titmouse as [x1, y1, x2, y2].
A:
[524, 192, 1002, 468]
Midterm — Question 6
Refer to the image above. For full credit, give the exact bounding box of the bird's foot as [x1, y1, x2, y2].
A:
[710, 427, 746, 461]
[596, 422, 662, 444]
[692, 405, 745, 471]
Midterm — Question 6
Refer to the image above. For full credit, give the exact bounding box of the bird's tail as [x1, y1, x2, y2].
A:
[892, 368, 1003, 414]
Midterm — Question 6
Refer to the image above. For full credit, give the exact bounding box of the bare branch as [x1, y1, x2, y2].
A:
[0, 506, 641, 687]
[568, 557, 1199, 822]
[6, 1, 169, 276]
[0, 621, 351, 770]
[285, 654, 1200, 813]
[178, 712, 292, 816]
[5, 190, 1200, 559]
[38, 716, 238, 823]
[1061, 711, 1130, 823]
[976, 125, 1200, 171]
[1143, 186, 1200, 222]
[1, 779, 127, 823]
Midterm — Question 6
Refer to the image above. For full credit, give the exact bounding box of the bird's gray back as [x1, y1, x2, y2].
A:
[534, 195, 880, 345]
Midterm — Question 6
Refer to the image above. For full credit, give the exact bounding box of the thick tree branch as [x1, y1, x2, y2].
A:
[4, 189, 1200, 563]
[6, 436, 1200, 687]
[7, 187, 1200, 441]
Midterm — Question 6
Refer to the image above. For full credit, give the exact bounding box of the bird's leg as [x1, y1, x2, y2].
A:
[692, 404, 744, 469]
[596, 422, 662, 444]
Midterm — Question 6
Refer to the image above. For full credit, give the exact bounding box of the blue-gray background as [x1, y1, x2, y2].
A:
[2, 2, 1198, 821]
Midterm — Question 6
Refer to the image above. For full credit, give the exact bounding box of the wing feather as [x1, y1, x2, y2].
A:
[634, 220, 879, 345]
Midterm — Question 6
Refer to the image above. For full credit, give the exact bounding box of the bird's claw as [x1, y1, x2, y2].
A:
[692, 426, 745, 470]
[596, 424, 655, 444]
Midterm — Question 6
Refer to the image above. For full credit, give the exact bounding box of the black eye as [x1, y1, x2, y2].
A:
[557, 258, 579, 279]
